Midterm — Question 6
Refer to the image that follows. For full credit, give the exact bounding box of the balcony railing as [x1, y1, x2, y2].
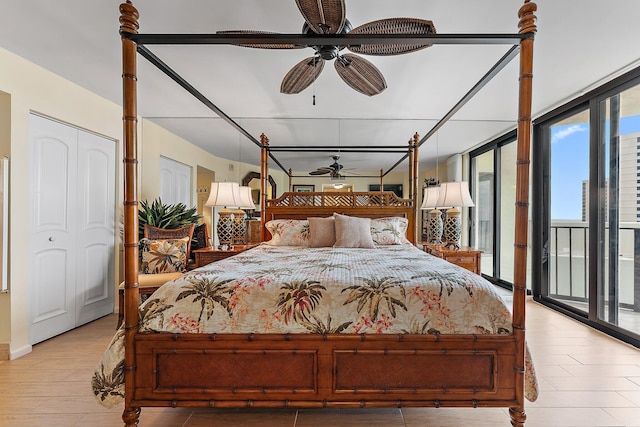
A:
[549, 220, 640, 313]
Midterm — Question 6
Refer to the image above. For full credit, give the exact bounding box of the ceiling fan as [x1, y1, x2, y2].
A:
[309, 155, 351, 179]
[218, 0, 436, 96]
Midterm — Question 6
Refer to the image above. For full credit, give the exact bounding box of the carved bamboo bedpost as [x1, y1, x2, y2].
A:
[119, 2, 141, 426]
[288, 168, 292, 192]
[260, 133, 269, 242]
[379, 169, 383, 191]
[412, 133, 420, 244]
[510, 2, 537, 427]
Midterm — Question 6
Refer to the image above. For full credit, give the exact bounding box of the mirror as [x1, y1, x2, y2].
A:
[242, 171, 276, 215]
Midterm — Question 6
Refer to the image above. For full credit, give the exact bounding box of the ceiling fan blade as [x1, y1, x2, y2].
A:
[334, 53, 387, 96]
[295, 0, 346, 34]
[216, 30, 305, 49]
[309, 169, 330, 175]
[347, 18, 436, 56]
[281, 56, 325, 94]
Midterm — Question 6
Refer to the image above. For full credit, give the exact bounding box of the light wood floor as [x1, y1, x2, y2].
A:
[1, 298, 640, 427]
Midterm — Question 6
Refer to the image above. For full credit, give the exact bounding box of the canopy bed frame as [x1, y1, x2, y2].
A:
[118, 2, 537, 426]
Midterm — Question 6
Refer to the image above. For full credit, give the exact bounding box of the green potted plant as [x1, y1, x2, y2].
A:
[138, 198, 201, 240]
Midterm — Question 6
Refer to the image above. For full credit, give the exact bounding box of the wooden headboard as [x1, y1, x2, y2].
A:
[264, 191, 416, 244]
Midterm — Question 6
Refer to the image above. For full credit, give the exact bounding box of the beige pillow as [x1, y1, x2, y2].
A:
[333, 213, 375, 249]
[308, 216, 336, 247]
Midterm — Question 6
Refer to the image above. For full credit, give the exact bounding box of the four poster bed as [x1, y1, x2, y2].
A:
[95, 2, 539, 426]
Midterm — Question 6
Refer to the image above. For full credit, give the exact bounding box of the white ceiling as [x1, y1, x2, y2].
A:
[1, 1, 639, 177]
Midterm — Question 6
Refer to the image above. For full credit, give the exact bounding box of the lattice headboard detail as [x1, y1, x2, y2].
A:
[264, 191, 416, 243]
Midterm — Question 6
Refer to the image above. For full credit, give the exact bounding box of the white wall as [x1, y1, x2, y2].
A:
[0, 47, 289, 359]
[0, 47, 125, 358]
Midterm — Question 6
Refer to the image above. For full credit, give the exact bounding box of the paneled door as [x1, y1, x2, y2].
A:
[159, 155, 191, 206]
[30, 114, 115, 344]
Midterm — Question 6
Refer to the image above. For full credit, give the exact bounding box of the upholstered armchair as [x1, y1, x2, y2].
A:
[116, 223, 195, 328]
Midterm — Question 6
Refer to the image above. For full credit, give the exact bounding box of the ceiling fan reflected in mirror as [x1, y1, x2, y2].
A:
[309, 155, 358, 180]
[218, 0, 436, 96]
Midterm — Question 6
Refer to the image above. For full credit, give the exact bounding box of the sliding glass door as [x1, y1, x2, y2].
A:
[543, 108, 591, 313]
[534, 67, 640, 346]
[599, 83, 640, 335]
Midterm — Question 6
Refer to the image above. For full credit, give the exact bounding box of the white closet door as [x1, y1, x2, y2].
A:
[159, 156, 191, 206]
[75, 130, 115, 326]
[30, 115, 78, 344]
[30, 115, 116, 343]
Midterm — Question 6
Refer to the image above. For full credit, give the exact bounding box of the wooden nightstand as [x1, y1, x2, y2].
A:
[423, 243, 482, 275]
[192, 244, 258, 268]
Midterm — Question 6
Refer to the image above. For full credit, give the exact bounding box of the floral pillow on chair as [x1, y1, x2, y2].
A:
[140, 237, 189, 273]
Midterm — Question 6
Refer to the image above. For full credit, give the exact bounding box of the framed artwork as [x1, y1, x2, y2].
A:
[369, 184, 403, 198]
[293, 184, 315, 192]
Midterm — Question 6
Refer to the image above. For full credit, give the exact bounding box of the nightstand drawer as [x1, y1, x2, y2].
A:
[444, 255, 476, 264]
[422, 243, 482, 275]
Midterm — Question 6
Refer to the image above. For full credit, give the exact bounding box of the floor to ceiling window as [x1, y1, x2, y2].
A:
[469, 131, 531, 289]
[471, 149, 495, 277]
[533, 67, 640, 347]
[538, 107, 591, 313]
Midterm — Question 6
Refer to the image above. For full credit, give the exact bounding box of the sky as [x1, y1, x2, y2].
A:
[551, 114, 640, 220]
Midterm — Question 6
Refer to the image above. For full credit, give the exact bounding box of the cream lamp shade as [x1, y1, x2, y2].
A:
[420, 186, 441, 210]
[237, 186, 256, 210]
[436, 181, 475, 208]
[205, 182, 241, 208]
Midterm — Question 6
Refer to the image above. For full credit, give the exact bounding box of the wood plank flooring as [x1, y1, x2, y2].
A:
[1, 298, 639, 426]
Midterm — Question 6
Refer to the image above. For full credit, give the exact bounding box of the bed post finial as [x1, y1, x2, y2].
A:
[260, 133, 270, 147]
[518, 1, 537, 34]
[119, 2, 139, 36]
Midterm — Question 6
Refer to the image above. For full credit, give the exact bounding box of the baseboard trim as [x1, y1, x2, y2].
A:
[10, 345, 32, 360]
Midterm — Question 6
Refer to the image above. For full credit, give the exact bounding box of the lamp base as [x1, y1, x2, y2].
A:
[232, 208, 246, 245]
[428, 209, 443, 245]
[442, 207, 461, 250]
[217, 208, 234, 250]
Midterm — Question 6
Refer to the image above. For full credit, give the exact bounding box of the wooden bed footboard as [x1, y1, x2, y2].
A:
[132, 332, 518, 408]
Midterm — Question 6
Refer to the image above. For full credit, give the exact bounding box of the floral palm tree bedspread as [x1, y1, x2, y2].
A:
[93, 244, 538, 408]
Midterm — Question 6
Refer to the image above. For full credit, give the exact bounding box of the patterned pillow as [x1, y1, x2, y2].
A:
[370, 217, 410, 245]
[140, 237, 189, 273]
[265, 219, 310, 246]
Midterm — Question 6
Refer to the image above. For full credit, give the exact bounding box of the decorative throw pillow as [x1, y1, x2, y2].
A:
[370, 217, 410, 245]
[333, 213, 375, 249]
[140, 237, 189, 273]
[264, 219, 310, 246]
[308, 216, 336, 247]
